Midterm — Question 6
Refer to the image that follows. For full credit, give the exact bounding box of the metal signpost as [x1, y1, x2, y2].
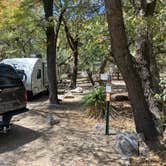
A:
[100, 73, 112, 135]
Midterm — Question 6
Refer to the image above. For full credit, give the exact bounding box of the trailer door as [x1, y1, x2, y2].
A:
[32, 66, 43, 95]
[42, 63, 45, 87]
[42, 62, 48, 88]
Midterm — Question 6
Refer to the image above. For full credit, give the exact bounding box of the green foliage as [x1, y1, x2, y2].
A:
[79, 14, 110, 72]
[0, 0, 45, 58]
[0, 0, 165, 80]
[123, 0, 166, 65]
[155, 79, 166, 127]
[81, 86, 106, 119]
[57, 2, 110, 78]
[155, 80, 166, 105]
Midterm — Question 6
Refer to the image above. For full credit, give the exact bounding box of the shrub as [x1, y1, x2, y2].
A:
[82, 86, 106, 119]
[155, 80, 166, 103]
[155, 79, 166, 129]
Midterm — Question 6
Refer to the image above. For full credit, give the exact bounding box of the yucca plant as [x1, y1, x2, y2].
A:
[82, 86, 106, 119]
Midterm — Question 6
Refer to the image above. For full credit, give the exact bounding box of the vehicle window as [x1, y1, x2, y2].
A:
[0, 64, 23, 88]
[37, 69, 41, 79]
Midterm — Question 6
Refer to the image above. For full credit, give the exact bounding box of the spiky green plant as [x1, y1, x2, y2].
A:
[82, 86, 106, 119]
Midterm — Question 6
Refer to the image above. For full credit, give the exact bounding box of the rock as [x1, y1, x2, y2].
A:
[64, 92, 74, 98]
[71, 87, 83, 93]
[95, 123, 105, 130]
[58, 95, 65, 101]
[115, 132, 139, 158]
[111, 93, 129, 101]
[46, 115, 60, 126]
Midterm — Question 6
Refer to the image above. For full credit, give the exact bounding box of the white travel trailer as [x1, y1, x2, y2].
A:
[1, 57, 48, 98]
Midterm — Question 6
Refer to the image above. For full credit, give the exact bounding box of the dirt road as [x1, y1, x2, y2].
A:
[1, 81, 165, 166]
[0, 93, 127, 166]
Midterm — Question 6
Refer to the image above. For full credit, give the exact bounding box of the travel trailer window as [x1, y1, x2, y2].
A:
[37, 69, 41, 79]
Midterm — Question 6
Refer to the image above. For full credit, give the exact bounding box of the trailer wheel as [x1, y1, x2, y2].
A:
[27, 91, 33, 100]
[46, 88, 49, 95]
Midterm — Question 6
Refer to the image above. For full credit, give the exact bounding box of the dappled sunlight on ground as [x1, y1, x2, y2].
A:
[0, 93, 128, 166]
[0, 80, 165, 166]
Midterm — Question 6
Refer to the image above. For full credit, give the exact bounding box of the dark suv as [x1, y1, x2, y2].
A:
[0, 64, 28, 132]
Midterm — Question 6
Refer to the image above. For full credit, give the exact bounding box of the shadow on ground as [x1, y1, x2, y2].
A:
[0, 125, 41, 153]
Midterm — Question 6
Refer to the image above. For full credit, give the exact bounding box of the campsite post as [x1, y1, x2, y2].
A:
[99, 73, 112, 135]
[105, 74, 111, 135]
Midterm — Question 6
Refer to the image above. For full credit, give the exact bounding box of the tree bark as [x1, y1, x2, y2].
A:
[134, 0, 161, 104]
[63, 18, 79, 89]
[86, 69, 95, 86]
[99, 54, 113, 74]
[99, 55, 112, 85]
[70, 48, 78, 88]
[133, 0, 164, 131]
[104, 0, 161, 140]
[42, 0, 59, 104]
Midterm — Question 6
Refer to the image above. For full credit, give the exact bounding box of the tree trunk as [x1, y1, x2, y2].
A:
[99, 54, 113, 85]
[70, 49, 78, 89]
[63, 18, 79, 89]
[134, 0, 162, 114]
[99, 55, 113, 74]
[104, 0, 161, 140]
[54, 8, 66, 83]
[86, 69, 95, 86]
[42, 0, 59, 104]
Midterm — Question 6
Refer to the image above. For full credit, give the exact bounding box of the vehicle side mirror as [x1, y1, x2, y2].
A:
[17, 70, 27, 81]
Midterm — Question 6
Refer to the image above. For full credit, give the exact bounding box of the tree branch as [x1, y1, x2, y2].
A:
[62, 17, 75, 51]
[130, 0, 156, 16]
[55, 7, 66, 42]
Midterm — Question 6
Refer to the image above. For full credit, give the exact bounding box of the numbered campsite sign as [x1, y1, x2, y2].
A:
[99, 73, 112, 135]
[100, 73, 112, 81]
[106, 84, 112, 93]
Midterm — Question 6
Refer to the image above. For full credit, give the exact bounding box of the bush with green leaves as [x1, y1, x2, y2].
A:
[155, 80, 166, 105]
[82, 86, 106, 119]
[155, 79, 166, 129]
